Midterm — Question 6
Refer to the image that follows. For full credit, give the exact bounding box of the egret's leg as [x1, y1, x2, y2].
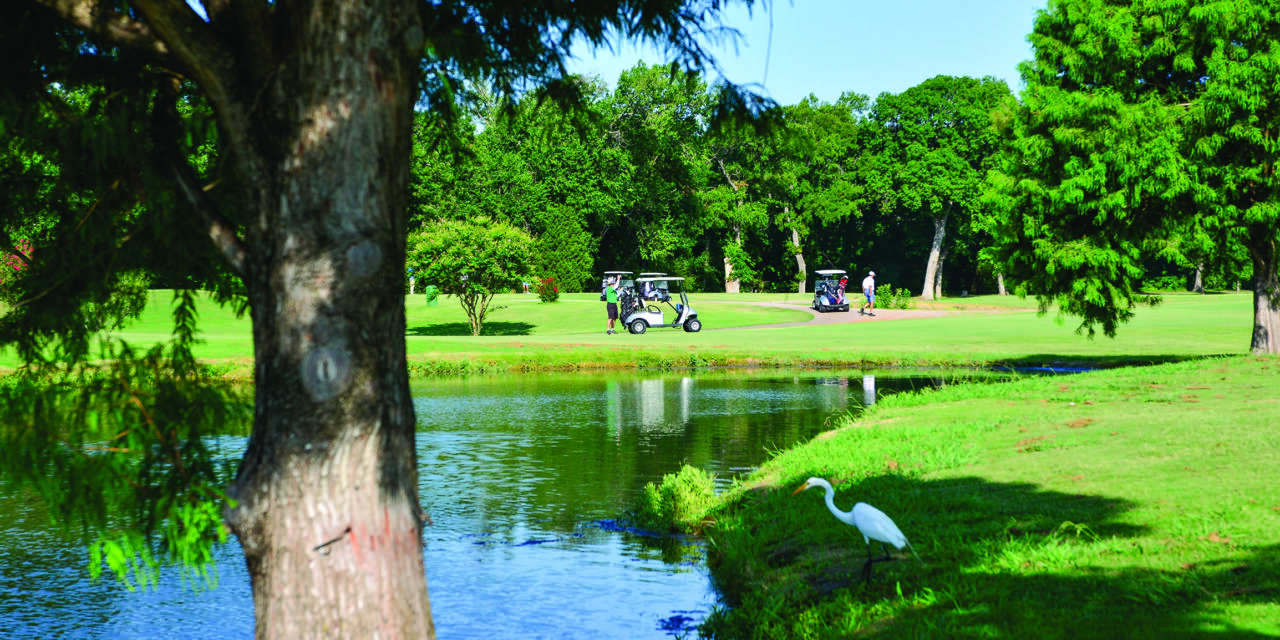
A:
[882, 543, 892, 562]
[862, 540, 874, 582]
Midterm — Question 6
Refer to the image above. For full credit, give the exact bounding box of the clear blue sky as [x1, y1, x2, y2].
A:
[567, 0, 1048, 105]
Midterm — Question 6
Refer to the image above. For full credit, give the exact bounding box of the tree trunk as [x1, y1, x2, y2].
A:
[920, 208, 950, 301]
[790, 217, 806, 294]
[934, 245, 948, 299]
[1246, 225, 1280, 354]
[213, 2, 435, 637]
[1192, 261, 1205, 294]
[997, 272, 1008, 296]
[724, 222, 742, 294]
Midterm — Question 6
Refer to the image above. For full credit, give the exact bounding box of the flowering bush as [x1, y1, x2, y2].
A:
[533, 276, 559, 303]
[0, 240, 33, 302]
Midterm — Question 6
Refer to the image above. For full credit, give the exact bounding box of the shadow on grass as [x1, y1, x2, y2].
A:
[707, 474, 1279, 638]
[407, 322, 534, 336]
[992, 353, 1236, 369]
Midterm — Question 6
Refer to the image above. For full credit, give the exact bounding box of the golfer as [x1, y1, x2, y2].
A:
[605, 277, 619, 334]
[859, 271, 876, 316]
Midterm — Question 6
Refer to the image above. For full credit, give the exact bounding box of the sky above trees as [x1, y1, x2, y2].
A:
[568, 0, 1046, 105]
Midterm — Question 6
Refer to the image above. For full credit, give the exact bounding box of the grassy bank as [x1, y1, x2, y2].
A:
[698, 355, 1280, 638]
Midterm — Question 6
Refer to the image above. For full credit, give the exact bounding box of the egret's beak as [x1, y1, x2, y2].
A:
[790, 482, 810, 496]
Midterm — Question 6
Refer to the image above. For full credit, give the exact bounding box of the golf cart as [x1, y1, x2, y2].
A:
[625, 277, 701, 334]
[812, 269, 851, 312]
[637, 272, 667, 302]
[600, 271, 634, 301]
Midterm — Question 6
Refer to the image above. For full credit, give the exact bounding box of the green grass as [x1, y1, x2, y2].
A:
[0, 289, 1255, 376]
[699, 356, 1280, 638]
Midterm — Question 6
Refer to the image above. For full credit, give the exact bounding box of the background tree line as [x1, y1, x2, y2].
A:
[405, 59, 1258, 306]
[408, 64, 1027, 299]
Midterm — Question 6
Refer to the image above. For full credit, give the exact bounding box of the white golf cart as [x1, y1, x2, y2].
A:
[637, 272, 667, 303]
[599, 271, 634, 301]
[812, 269, 851, 312]
[624, 276, 701, 334]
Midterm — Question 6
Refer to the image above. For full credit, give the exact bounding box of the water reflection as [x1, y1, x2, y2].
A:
[412, 369, 956, 638]
[0, 368, 1000, 639]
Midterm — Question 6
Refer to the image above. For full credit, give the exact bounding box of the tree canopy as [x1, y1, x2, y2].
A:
[989, 0, 1280, 351]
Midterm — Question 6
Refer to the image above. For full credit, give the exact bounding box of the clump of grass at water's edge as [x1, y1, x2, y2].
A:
[623, 465, 719, 535]
[696, 355, 1280, 638]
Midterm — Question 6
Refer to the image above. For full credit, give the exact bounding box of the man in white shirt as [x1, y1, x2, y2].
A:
[860, 271, 876, 316]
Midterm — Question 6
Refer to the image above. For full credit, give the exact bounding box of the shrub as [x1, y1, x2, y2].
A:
[533, 276, 560, 303]
[0, 239, 33, 303]
[625, 465, 718, 534]
[875, 283, 913, 309]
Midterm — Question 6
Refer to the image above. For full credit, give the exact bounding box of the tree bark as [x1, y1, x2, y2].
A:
[724, 222, 742, 294]
[933, 245, 947, 299]
[34, 0, 435, 634]
[159, 1, 434, 637]
[920, 206, 950, 301]
[997, 272, 1008, 296]
[1246, 225, 1280, 354]
[793, 226, 803, 293]
[1192, 261, 1205, 294]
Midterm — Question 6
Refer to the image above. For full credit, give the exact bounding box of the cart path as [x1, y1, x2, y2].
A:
[702, 300, 1023, 330]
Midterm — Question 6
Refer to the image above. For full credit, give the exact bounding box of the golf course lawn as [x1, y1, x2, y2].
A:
[4, 287, 1275, 637]
[696, 355, 1280, 638]
[11, 288, 1252, 375]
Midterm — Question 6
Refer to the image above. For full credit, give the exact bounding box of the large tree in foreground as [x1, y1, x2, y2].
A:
[0, 0, 766, 637]
[990, 0, 1280, 352]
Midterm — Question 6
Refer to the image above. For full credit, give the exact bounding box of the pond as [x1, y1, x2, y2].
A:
[0, 368, 994, 639]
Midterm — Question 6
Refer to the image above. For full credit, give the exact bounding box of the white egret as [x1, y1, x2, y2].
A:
[791, 476, 922, 580]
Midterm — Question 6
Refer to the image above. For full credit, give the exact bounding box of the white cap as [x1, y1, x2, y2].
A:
[869, 271, 875, 276]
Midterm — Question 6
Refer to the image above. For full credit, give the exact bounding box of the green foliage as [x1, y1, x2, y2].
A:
[408, 218, 536, 336]
[0, 336, 248, 588]
[875, 283, 914, 309]
[625, 464, 718, 534]
[81, 269, 151, 332]
[990, 0, 1280, 350]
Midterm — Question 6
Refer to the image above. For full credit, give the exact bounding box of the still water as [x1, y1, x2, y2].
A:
[0, 369, 977, 639]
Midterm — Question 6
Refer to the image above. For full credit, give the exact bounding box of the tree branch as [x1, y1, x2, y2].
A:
[34, 0, 172, 62]
[154, 76, 249, 277]
[131, 0, 240, 111]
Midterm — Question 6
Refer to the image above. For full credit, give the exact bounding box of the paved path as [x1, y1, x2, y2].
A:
[702, 300, 1007, 330]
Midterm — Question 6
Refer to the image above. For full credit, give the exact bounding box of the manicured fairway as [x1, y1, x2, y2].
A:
[0, 289, 1256, 376]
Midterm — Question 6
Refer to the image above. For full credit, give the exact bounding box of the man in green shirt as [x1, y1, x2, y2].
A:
[605, 277, 620, 334]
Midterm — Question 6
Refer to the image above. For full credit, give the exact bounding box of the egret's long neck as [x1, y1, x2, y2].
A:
[822, 484, 854, 525]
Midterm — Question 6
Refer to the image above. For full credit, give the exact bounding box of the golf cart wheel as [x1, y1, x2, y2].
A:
[684, 318, 702, 333]
[630, 319, 648, 334]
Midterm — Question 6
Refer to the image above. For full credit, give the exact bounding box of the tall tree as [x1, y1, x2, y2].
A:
[0, 1, 766, 637]
[990, 0, 1280, 352]
[863, 75, 1012, 299]
[603, 63, 714, 281]
[776, 93, 868, 293]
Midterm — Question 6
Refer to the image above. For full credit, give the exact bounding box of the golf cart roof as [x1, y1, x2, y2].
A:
[603, 271, 633, 276]
[636, 276, 684, 283]
[639, 272, 667, 276]
[815, 269, 847, 276]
